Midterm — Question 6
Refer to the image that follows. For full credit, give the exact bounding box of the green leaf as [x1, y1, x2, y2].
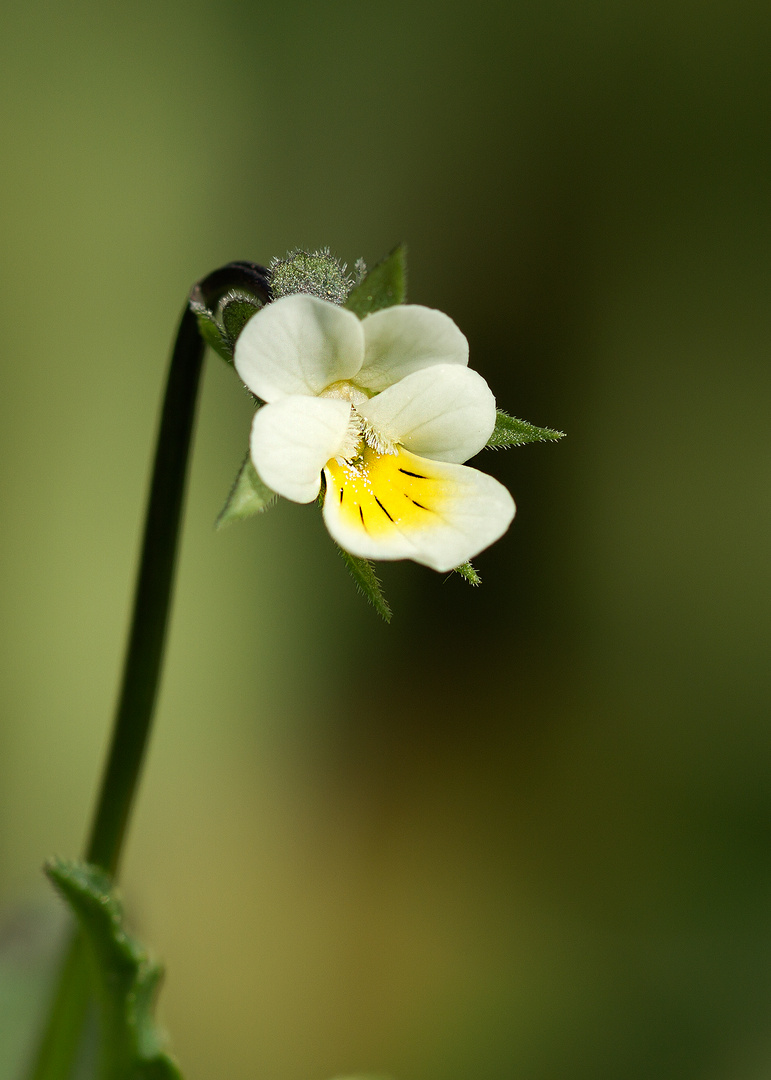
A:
[486, 410, 565, 449]
[45, 858, 182, 1080]
[453, 561, 481, 585]
[336, 546, 392, 622]
[345, 244, 407, 318]
[192, 307, 232, 363]
[216, 453, 276, 529]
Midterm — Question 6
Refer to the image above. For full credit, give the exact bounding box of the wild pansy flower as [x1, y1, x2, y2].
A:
[233, 294, 515, 572]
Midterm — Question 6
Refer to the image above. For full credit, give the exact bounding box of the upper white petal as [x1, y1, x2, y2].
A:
[250, 396, 352, 504]
[358, 364, 496, 463]
[235, 294, 364, 402]
[356, 305, 469, 393]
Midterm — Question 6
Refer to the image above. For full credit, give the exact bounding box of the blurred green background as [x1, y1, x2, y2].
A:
[2, 1, 770, 1077]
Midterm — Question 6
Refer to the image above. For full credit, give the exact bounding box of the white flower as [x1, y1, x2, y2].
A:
[233, 294, 515, 572]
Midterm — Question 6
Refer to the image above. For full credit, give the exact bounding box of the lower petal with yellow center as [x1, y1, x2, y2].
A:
[322, 444, 515, 572]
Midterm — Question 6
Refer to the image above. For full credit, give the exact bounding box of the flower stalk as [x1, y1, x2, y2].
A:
[86, 301, 205, 875]
[26, 264, 269, 1080]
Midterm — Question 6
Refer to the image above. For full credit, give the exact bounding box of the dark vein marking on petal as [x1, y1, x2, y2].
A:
[399, 468, 427, 478]
[408, 496, 429, 510]
[339, 487, 344, 503]
[374, 496, 394, 522]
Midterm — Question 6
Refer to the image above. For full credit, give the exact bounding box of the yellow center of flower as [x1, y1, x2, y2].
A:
[325, 444, 449, 536]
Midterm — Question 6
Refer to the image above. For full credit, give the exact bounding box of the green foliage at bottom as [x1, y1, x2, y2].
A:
[45, 859, 182, 1080]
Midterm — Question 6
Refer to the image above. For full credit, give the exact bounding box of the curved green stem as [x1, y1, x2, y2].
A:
[86, 303, 205, 875]
[26, 262, 270, 1080]
[25, 303, 204, 1080]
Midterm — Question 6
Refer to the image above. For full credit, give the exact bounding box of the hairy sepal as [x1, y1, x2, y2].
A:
[217, 453, 276, 528]
[486, 410, 565, 449]
[453, 561, 482, 585]
[191, 291, 265, 364]
[336, 546, 392, 622]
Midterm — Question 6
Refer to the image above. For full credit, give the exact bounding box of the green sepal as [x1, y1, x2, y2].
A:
[218, 290, 263, 347]
[486, 410, 565, 449]
[193, 307, 232, 363]
[270, 249, 352, 305]
[345, 244, 407, 318]
[336, 546, 392, 623]
[216, 453, 276, 529]
[453, 561, 481, 585]
[191, 292, 264, 366]
[44, 858, 182, 1080]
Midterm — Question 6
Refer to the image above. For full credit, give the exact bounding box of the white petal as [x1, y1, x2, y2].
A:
[358, 364, 496, 463]
[356, 305, 469, 393]
[322, 446, 515, 572]
[235, 294, 364, 402]
[250, 396, 352, 504]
